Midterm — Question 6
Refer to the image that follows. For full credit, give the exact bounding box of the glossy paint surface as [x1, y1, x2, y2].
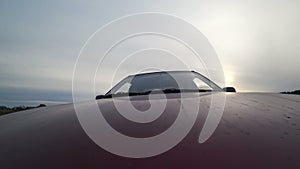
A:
[0, 93, 299, 168]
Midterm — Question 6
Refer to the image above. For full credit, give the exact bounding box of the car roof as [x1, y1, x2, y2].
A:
[128, 70, 196, 77]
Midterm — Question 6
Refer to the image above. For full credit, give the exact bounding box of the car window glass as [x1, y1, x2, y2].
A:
[115, 82, 131, 94]
[193, 78, 212, 90]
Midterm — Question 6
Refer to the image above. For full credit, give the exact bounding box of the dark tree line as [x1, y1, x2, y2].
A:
[0, 104, 46, 116]
[280, 89, 300, 95]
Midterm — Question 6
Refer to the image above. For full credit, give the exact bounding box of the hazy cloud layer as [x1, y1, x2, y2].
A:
[0, 0, 299, 106]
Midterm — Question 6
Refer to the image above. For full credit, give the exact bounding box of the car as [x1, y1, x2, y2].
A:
[0, 71, 299, 169]
[95, 70, 233, 100]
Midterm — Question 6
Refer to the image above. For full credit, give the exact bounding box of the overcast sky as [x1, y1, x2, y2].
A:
[1, 0, 300, 106]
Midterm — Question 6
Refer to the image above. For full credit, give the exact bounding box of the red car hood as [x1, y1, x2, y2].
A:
[0, 93, 299, 168]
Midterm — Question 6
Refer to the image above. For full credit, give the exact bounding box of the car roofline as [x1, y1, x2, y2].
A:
[127, 70, 197, 77]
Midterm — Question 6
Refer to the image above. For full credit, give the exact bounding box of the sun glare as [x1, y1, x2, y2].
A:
[225, 72, 234, 86]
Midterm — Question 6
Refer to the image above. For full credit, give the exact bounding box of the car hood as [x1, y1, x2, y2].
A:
[0, 93, 299, 169]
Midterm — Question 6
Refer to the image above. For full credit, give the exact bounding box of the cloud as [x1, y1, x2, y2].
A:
[0, 0, 299, 105]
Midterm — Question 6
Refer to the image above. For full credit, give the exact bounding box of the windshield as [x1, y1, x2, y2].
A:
[104, 71, 222, 97]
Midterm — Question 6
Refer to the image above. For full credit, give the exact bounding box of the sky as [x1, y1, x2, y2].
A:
[0, 0, 300, 106]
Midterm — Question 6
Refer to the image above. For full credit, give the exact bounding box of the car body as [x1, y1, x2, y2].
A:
[0, 71, 299, 169]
